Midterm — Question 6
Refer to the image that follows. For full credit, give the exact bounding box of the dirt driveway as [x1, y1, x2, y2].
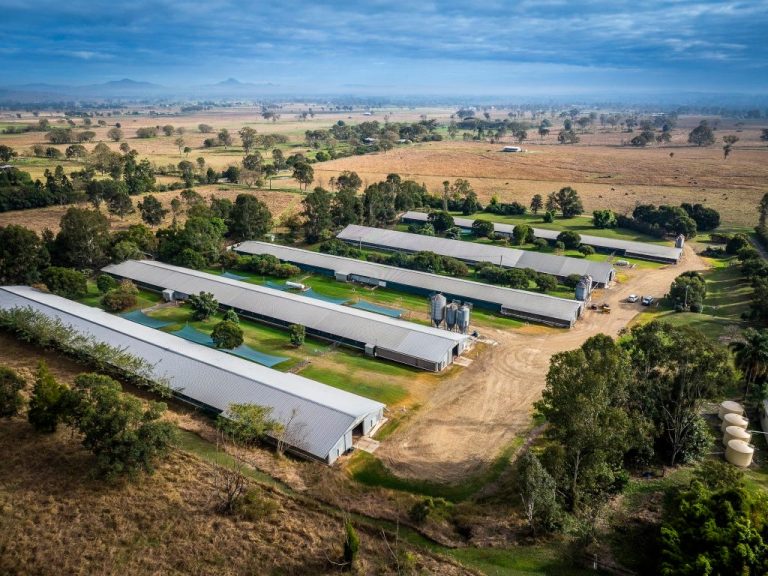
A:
[376, 246, 708, 483]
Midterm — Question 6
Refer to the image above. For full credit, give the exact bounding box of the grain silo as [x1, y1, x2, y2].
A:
[675, 234, 685, 249]
[430, 293, 447, 328]
[718, 400, 744, 420]
[445, 302, 459, 331]
[725, 439, 754, 467]
[457, 303, 472, 334]
[723, 425, 751, 447]
[721, 412, 749, 432]
[575, 275, 593, 302]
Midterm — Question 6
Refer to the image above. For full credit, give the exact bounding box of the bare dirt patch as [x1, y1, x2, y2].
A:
[376, 246, 709, 483]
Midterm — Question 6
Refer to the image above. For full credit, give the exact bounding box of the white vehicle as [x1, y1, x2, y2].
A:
[627, 294, 638, 303]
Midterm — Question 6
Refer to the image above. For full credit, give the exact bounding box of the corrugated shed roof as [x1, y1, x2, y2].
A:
[0, 286, 385, 461]
[102, 260, 468, 366]
[235, 241, 583, 326]
[401, 211, 682, 262]
[337, 224, 615, 285]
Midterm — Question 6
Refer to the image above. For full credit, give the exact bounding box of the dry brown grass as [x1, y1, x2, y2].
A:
[315, 121, 768, 229]
[0, 417, 472, 576]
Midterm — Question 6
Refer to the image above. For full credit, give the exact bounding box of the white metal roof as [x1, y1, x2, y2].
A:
[337, 224, 615, 285]
[0, 286, 385, 462]
[102, 260, 468, 366]
[236, 241, 584, 327]
[401, 211, 682, 263]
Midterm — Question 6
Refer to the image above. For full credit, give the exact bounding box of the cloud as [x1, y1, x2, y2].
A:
[0, 0, 766, 93]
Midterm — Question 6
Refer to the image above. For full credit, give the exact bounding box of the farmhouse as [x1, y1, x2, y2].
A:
[0, 286, 384, 464]
[401, 211, 683, 264]
[337, 224, 616, 287]
[235, 241, 585, 328]
[103, 260, 471, 372]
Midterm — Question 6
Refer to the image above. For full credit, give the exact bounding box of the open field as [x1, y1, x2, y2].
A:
[629, 255, 752, 342]
[0, 416, 477, 576]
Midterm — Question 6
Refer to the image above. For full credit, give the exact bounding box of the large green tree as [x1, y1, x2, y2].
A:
[547, 187, 584, 218]
[660, 474, 768, 575]
[301, 187, 333, 243]
[730, 328, 768, 401]
[623, 322, 733, 465]
[211, 320, 244, 349]
[536, 334, 641, 512]
[331, 187, 363, 228]
[227, 194, 272, 241]
[137, 194, 169, 227]
[0, 225, 49, 285]
[64, 373, 176, 479]
[53, 207, 111, 268]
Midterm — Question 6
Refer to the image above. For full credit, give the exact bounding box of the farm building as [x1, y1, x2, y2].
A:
[0, 286, 384, 464]
[235, 241, 585, 328]
[401, 211, 683, 264]
[501, 146, 523, 152]
[337, 224, 616, 287]
[103, 260, 471, 372]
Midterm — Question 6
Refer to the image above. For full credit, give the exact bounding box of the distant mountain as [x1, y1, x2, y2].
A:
[95, 78, 163, 89]
[216, 78, 244, 86]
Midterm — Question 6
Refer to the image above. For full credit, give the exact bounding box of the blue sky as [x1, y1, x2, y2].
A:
[1, 0, 767, 96]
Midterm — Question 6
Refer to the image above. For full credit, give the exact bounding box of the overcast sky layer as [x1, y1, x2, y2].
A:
[1, 0, 767, 96]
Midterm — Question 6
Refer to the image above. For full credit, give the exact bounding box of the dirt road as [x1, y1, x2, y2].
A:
[376, 246, 708, 483]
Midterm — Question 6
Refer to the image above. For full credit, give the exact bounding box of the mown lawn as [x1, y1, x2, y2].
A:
[206, 266, 526, 330]
[455, 211, 668, 244]
[630, 257, 752, 341]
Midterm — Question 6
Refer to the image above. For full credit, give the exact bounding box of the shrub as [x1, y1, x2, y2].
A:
[216, 403, 281, 446]
[533, 238, 548, 250]
[28, 361, 68, 433]
[189, 291, 219, 320]
[42, 267, 88, 299]
[543, 211, 555, 223]
[211, 320, 244, 349]
[65, 373, 176, 479]
[536, 274, 558, 293]
[343, 520, 360, 567]
[471, 219, 494, 238]
[290, 324, 305, 347]
[557, 230, 581, 249]
[409, 498, 435, 523]
[554, 241, 565, 251]
[578, 244, 595, 256]
[96, 274, 117, 293]
[0, 366, 25, 418]
[101, 289, 137, 312]
[726, 233, 750, 255]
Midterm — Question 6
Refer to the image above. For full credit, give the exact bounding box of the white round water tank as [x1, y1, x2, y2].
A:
[718, 400, 744, 420]
[725, 439, 754, 468]
[721, 412, 749, 432]
[723, 425, 751, 447]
